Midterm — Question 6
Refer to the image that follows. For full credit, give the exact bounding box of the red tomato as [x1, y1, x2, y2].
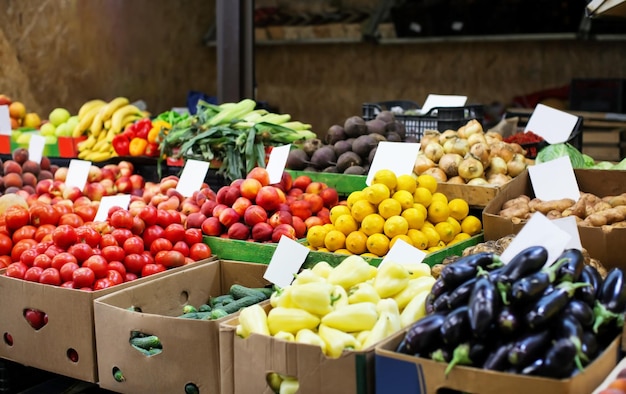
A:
[72, 267, 95, 288]
[32, 254, 52, 270]
[123, 236, 144, 255]
[34, 224, 56, 243]
[0, 225, 8, 236]
[11, 239, 37, 262]
[83, 255, 108, 279]
[4, 206, 30, 232]
[93, 278, 114, 291]
[75, 226, 101, 248]
[24, 266, 43, 282]
[125, 272, 138, 282]
[189, 243, 212, 261]
[53, 204, 73, 216]
[39, 267, 61, 286]
[67, 243, 94, 264]
[124, 253, 145, 275]
[44, 244, 64, 260]
[184, 228, 203, 246]
[107, 206, 124, 219]
[172, 241, 190, 257]
[131, 216, 146, 236]
[0, 233, 13, 256]
[142, 225, 164, 247]
[58, 213, 84, 228]
[73, 205, 97, 223]
[35, 240, 53, 255]
[60, 262, 79, 283]
[156, 209, 175, 228]
[101, 245, 125, 263]
[141, 263, 166, 277]
[0, 255, 11, 268]
[5, 262, 28, 279]
[23, 309, 47, 330]
[11, 225, 36, 244]
[52, 225, 78, 249]
[19, 247, 39, 267]
[142, 251, 154, 265]
[108, 261, 127, 277]
[168, 210, 182, 225]
[138, 205, 158, 226]
[99, 233, 118, 248]
[110, 210, 134, 230]
[51, 252, 78, 271]
[106, 269, 124, 286]
[164, 223, 185, 244]
[60, 281, 74, 289]
[29, 203, 59, 227]
[149, 238, 172, 256]
[155, 250, 185, 268]
[111, 228, 133, 246]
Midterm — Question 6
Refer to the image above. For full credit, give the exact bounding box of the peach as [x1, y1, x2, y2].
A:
[53, 167, 68, 182]
[304, 216, 325, 230]
[251, 222, 273, 242]
[115, 176, 133, 194]
[8, 102, 25, 119]
[200, 200, 218, 217]
[276, 203, 291, 212]
[150, 194, 169, 207]
[239, 178, 262, 201]
[158, 177, 178, 194]
[268, 210, 292, 228]
[289, 199, 312, 220]
[246, 167, 270, 186]
[194, 191, 207, 206]
[292, 216, 307, 239]
[3, 172, 22, 188]
[4, 186, 20, 194]
[317, 207, 331, 224]
[62, 185, 83, 201]
[129, 174, 145, 191]
[0, 94, 11, 106]
[37, 170, 53, 181]
[84, 182, 106, 201]
[227, 222, 250, 240]
[201, 217, 222, 236]
[21, 172, 38, 188]
[305, 181, 326, 195]
[255, 186, 282, 212]
[232, 196, 252, 217]
[319, 187, 339, 208]
[216, 186, 229, 205]
[166, 188, 185, 203]
[218, 207, 240, 228]
[73, 196, 92, 207]
[212, 203, 228, 218]
[293, 175, 312, 191]
[288, 188, 304, 198]
[100, 178, 116, 196]
[157, 196, 180, 211]
[272, 171, 293, 193]
[22, 185, 35, 196]
[230, 179, 244, 189]
[185, 212, 207, 229]
[100, 166, 117, 181]
[15, 189, 31, 199]
[22, 160, 40, 176]
[272, 223, 297, 242]
[37, 193, 53, 205]
[302, 193, 324, 213]
[3, 160, 22, 175]
[224, 186, 241, 207]
[118, 160, 134, 172]
[88, 166, 102, 183]
[180, 200, 200, 215]
[243, 205, 268, 227]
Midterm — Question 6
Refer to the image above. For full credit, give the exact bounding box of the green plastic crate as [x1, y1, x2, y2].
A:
[286, 170, 367, 197]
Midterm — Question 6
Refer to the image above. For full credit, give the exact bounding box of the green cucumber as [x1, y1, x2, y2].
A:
[198, 303, 212, 312]
[219, 295, 264, 314]
[182, 305, 197, 314]
[209, 309, 229, 320]
[210, 294, 235, 306]
[131, 344, 162, 356]
[179, 311, 213, 320]
[130, 335, 161, 350]
[229, 284, 271, 300]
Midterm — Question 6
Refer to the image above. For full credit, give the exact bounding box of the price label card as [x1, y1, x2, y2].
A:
[94, 194, 131, 222]
[0, 106, 11, 135]
[266, 144, 291, 184]
[500, 212, 571, 266]
[28, 134, 45, 164]
[263, 236, 310, 288]
[525, 104, 579, 144]
[366, 141, 421, 186]
[380, 238, 427, 267]
[65, 159, 92, 190]
[552, 216, 583, 251]
[420, 94, 468, 114]
[528, 156, 580, 202]
[176, 159, 210, 197]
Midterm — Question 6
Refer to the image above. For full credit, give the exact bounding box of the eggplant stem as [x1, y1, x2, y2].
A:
[497, 282, 510, 305]
[445, 343, 472, 376]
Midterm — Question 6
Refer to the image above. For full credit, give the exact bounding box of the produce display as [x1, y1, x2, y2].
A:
[0, 148, 56, 196]
[0, 94, 42, 130]
[177, 284, 272, 320]
[306, 170, 482, 257]
[236, 255, 436, 357]
[395, 246, 625, 379]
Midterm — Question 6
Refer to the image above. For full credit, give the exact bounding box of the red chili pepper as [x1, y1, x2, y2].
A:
[504, 131, 544, 145]
[112, 134, 130, 156]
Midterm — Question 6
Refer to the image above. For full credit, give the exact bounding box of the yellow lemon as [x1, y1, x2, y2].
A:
[306, 225, 328, 248]
[334, 214, 359, 236]
[390, 234, 413, 249]
[461, 215, 482, 236]
[427, 200, 450, 224]
[364, 183, 390, 205]
[434, 221, 455, 244]
[383, 215, 409, 238]
[323, 223, 335, 232]
[334, 248, 352, 255]
[402, 207, 426, 230]
[360, 213, 385, 236]
[448, 198, 470, 221]
[413, 187, 432, 207]
[421, 226, 441, 248]
[330, 205, 352, 225]
[345, 230, 368, 255]
[428, 244, 445, 253]
[446, 217, 462, 236]
[417, 174, 438, 194]
[396, 174, 417, 194]
[346, 191, 366, 210]
[361, 252, 380, 259]
[372, 169, 397, 191]
[431, 192, 448, 205]
[366, 233, 390, 257]
[414, 203, 428, 221]
[378, 198, 402, 219]
[324, 229, 346, 252]
[407, 229, 429, 250]
[422, 220, 435, 230]
[350, 199, 376, 222]
[317, 247, 330, 253]
[392, 190, 415, 210]
[452, 232, 472, 243]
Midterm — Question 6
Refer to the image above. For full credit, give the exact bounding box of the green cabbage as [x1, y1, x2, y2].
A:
[592, 161, 615, 170]
[582, 154, 596, 168]
[535, 143, 586, 169]
[612, 157, 626, 170]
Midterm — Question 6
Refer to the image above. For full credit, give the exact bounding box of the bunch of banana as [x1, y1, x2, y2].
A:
[74, 97, 145, 162]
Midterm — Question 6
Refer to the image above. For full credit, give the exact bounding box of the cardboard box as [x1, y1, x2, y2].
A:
[482, 168, 626, 270]
[375, 329, 621, 394]
[219, 305, 375, 394]
[0, 258, 215, 383]
[94, 260, 270, 394]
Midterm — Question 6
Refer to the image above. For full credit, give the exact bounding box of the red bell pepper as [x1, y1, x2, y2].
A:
[112, 134, 130, 156]
[134, 119, 152, 140]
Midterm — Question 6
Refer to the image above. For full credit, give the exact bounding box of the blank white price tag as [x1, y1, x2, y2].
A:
[528, 156, 580, 202]
[0, 106, 11, 135]
[263, 236, 310, 288]
[380, 238, 427, 267]
[94, 194, 131, 222]
[28, 134, 45, 164]
[525, 104, 579, 144]
[176, 159, 210, 197]
[266, 144, 291, 184]
[552, 216, 583, 251]
[420, 94, 467, 114]
[65, 159, 92, 190]
[366, 141, 421, 186]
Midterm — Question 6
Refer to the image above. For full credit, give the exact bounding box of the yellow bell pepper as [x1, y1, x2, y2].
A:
[295, 328, 326, 353]
[290, 282, 337, 316]
[373, 261, 410, 298]
[129, 137, 148, 156]
[147, 120, 171, 144]
[292, 269, 324, 286]
[348, 283, 381, 305]
[327, 255, 373, 290]
[400, 289, 430, 328]
[355, 330, 371, 345]
[361, 312, 393, 349]
[311, 261, 333, 279]
[273, 331, 295, 342]
[318, 324, 359, 358]
[376, 298, 401, 334]
[321, 302, 378, 332]
[403, 262, 432, 279]
[332, 285, 349, 308]
[279, 377, 300, 394]
[393, 276, 436, 311]
[236, 304, 270, 338]
[270, 287, 295, 308]
[267, 307, 320, 335]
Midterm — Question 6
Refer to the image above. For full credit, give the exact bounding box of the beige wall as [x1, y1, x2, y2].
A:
[1, 1, 625, 139]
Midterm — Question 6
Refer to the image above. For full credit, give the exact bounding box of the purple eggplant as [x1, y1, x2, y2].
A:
[440, 306, 471, 347]
[554, 249, 585, 284]
[575, 265, 603, 306]
[468, 276, 500, 339]
[397, 313, 446, 355]
[593, 268, 626, 333]
[496, 246, 548, 304]
[520, 338, 577, 378]
[510, 256, 566, 303]
[447, 277, 477, 310]
[525, 281, 590, 330]
[508, 330, 551, 367]
[443, 341, 490, 376]
[439, 252, 500, 290]
[552, 314, 586, 369]
[497, 306, 521, 336]
[580, 331, 599, 365]
[483, 343, 513, 371]
[563, 299, 594, 328]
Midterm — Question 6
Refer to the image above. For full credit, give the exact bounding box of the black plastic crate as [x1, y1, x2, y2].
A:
[362, 101, 485, 142]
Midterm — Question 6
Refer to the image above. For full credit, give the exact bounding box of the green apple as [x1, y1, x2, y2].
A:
[11, 130, 21, 141]
[40, 122, 56, 136]
[55, 123, 72, 137]
[66, 115, 79, 130]
[17, 132, 32, 144]
[49, 108, 71, 127]
[44, 135, 58, 145]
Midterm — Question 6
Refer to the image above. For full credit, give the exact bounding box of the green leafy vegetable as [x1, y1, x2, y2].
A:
[535, 143, 586, 169]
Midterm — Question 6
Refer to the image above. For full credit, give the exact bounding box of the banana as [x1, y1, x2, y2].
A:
[92, 139, 111, 153]
[110, 105, 142, 134]
[120, 114, 141, 128]
[78, 99, 106, 119]
[96, 131, 107, 143]
[103, 119, 112, 131]
[105, 128, 118, 142]
[77, 135, 97, 152]
[72, 103, 105, 138]
[85, 151, 112, 162]
[78, 150, 90, 160]
[99, 97, 130, 122]
[90, 111, 104, 138]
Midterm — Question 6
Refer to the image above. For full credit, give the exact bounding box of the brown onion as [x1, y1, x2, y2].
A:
[446, 176, 466, 184]
[424, 142, 444, 163]
[420, 130, 441, 150]
[507, 153, 528, 177]
[423, 167, 448, 182]
[488, 156, 508, 176]
[470, 142, 490, 168]
[439, 129, 458, 145]
[488, 173, 512, 187]
[467, 177, 490, 186]
[489, 141, 515, 163]
[458, 156, 484, 180]
[414, 154, 436, 175]
[438, 153, 463, 178]
[467, 132, 487, 146]
[443, 137, 470, 156]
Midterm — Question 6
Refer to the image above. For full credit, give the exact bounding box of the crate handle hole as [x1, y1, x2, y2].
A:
[66, 348, 79, 363]
[112, 366, 125, 382]
[22, 308, 48, 330]
[3, 332, 13, 346]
